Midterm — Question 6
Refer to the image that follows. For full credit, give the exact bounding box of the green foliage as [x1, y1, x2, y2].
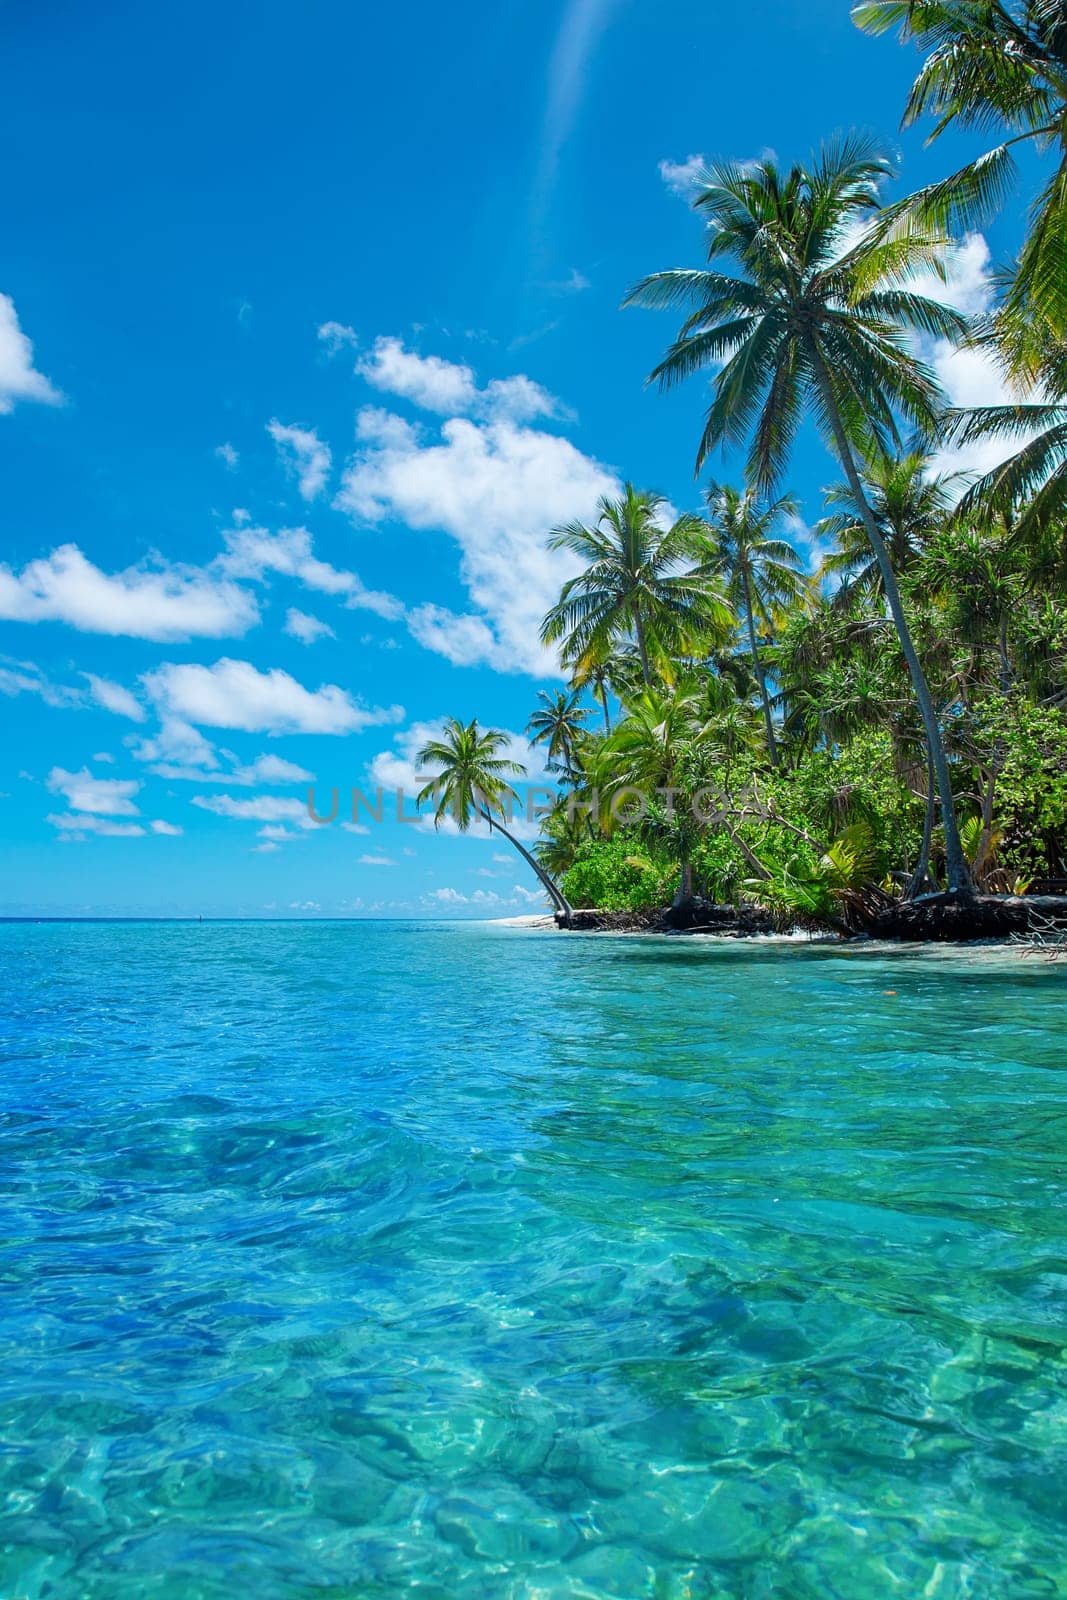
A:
[561, 836, 678, 911]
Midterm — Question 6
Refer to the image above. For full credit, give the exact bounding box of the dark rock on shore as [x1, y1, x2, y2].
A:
[556, 893, 1067, 943]
[557, 899, 781, 936]
[865, 893, 1067, 943]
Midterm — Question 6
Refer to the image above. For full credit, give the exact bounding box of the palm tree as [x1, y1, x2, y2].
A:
[816, 450, 958, 600]
[623, 136, 976, 894]
[697, 484, 806, 765]
[567, 648, 615, 732]
[526, 688, 592, 781]
[541, 484, 733, 686]
[416, 718, 573, 920]
[853, 0, 1067, 355]
[591, 685, 708, 905]
[945, 337, 1067, 542]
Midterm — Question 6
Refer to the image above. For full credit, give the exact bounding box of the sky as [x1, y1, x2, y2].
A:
[0, 0, 1035, 917]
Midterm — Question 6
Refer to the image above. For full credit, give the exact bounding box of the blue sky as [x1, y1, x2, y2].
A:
[0, 0, 1030, 916]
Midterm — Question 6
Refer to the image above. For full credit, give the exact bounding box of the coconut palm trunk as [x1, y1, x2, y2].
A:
[477, 805, 574, 922]
[634, 615, 653, 685]
[908, 748, 937, 899]
[813, 359, 974, 896]
[742, 569, 779, 766]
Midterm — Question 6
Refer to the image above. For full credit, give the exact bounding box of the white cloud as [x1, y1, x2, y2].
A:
[144, 657, 403, 736]
[219, 523, 403, 620]
[47, 813, 145, 839]
[405, 605, 499, 666]
[131, 717, 219, 771]
[258, 824, 300, 841]
[908, 234, 1047, 481]
[0, 659, 80, 709]
[658, 154, 708, 198]
[241, 753, 314, 784]
[0, 295, 62, 414]
[150, 819, 183, 835]
[215, 442, 239, 469]
[336, 406, 619, 674]
[144, 749, 314, 787]
[358, 338, 478, 414]
[511, 884, 547, 904]
[253, 841, 280, 853]
[93, 751, 114, 763]
[0, 545, 257, 640]
[426, 886, 474, 905]
[193, 794, 316, 826]
[47, 766, 141, 816]
[358, 853, 397, 866]
[317, 321, 358, 355]
[83, 673, 146, 722]
[356, 337, 560, 423]
[267, 420, 332, 501]
[908, 233, 996, 320]
[284, 607, 335, 644]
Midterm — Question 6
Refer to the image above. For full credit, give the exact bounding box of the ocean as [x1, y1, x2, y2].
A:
[1, 919, 1064, 1596]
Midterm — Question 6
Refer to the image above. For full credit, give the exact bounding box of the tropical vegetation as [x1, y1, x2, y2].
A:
[416, 13, 1067, 932]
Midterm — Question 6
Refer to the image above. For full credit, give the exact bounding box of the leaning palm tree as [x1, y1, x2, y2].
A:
[697, 484, 806, 765]
[853, 0, 1067, 357]
[416, 718, 573, 920]
[816, 449, 959, 600]
[623, 135, 976, 895]
[526, 688, 592, 781]
[541, 484, 734, 686]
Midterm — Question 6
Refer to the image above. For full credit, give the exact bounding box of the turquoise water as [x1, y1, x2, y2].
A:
[1, 922, 1065, 1598]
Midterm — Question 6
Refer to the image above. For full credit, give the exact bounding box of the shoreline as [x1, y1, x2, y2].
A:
[488, 894, 1067, 953]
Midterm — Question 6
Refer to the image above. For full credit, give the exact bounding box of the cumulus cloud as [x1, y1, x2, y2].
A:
[284, 607, 335, 644]
[356, 337, 560, 423]
[193, 794, 316, 827]
[0, 295, 62, 414]
[215, 442, 239, 469]
[0, 545, 257, 640]
[908, 234, 1047, 481]
[150, 819, 183, 835]
[658, 153, 709, 198]
[83, 673, 146, 722]
[267, 420, 332, 501]
[317, 320, 358, 355]
[143, 657, 403, 736]
[336, 406, 619, 674]
[47, 813, 146, 839]
[358, 853, 396, 866]
[219, 523, 403, 620]
[131, 717, 220, 771]
[47, 766, 141, 816]
[405, 605, 499, 666]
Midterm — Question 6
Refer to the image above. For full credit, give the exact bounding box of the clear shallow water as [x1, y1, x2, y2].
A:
[1, 922, 1065, 1599]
